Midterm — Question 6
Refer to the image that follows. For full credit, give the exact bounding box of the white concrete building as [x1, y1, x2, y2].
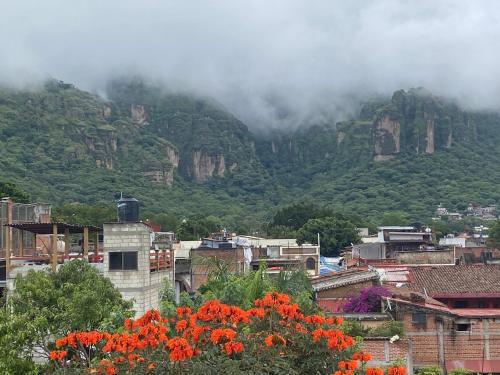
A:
[103, 222, 172, 317]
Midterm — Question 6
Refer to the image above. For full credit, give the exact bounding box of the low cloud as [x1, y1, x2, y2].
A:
[1, 1, 500, 130]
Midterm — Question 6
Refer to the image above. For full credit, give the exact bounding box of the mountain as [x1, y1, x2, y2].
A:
[0, 80, 499, 228]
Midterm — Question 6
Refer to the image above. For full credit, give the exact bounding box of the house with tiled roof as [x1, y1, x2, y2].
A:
[408, 264, 500, 309]
[311, 268, 379, 313]
[377, 264, 500, 373]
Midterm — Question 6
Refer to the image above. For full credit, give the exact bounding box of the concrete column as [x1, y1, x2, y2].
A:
[94, 231, 99, 259]
[384, 341, 390, 362]
[437, 320, 445, 374]
[18, 230, 24, 257]
[32, 233, 37, 254]
[5, 198, 13, 275]
[407, 338, 414, 375]
[483, 319, 490, 360]
[5, 226, 10, 275]
[83, 227, 89, 258]
[64, 228, 70, 259]
[51, 224, 58, 271]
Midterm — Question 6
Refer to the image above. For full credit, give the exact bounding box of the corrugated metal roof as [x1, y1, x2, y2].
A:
[5, 222, 101, 234]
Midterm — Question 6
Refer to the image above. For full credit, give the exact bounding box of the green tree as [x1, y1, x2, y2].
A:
[158, 278, 177, 317]
[149, 213, 180, 232]
[176, 215, 221, 240]
[53, 203, 116, 226]
[487, 220, 500, 247]
[268, 201, 334, 231]
[0, 260, 133, 373]
[381, 211, 410, 226]
[0, 181, 30, 203]
[297, 217, 361, 256]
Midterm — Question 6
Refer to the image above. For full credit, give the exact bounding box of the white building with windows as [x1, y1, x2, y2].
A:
[102, 222, 172, 317]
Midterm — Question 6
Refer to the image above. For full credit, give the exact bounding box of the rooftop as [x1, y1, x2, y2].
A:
[4, 222, 101, 234]
[409, 264, 500, 296]
[311, 268, 379, 292]
[378, 226, 415, 230]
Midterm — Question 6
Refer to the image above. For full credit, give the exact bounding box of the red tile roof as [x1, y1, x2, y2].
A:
[311, 269, 379, 291]
[408, 265, 500, 296]
[316, 298, 349, 313]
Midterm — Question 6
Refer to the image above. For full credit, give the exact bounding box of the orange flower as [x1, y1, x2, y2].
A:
[175, 319, 188, 332]
[176, 306, 192, 316]
[388, 366, 406, 375]
[124, 319, 133, 330]
[210, 328, 236, 344]
[223, 341, 244, 355]
[49, 350, 67, 361]
[166, 337, 194, 362]
[337, 359, 357, 371]
[264, 334, 286, 347]
[303, 315, 326, 325]
[295, 323, 308, 334]
[366, 368, 384, 375]
[55, 337, 67, 348]
[248, 307, 265, 319]
[362, 353, 372, 362]
[311, 328, 324, 342]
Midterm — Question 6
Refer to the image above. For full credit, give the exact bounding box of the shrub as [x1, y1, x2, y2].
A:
[369, 321, 405, 338]
[416, 365, 442, 375]
[340, 319, 370, 338]
[449, 369, 472, 375]
[343, 286, 391, 313]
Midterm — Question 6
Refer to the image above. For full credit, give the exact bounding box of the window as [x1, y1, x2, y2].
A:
[455, 323, 471, 332]
[412, 312, 427, 326]
[454, 300, 468, 308]
[109, 252, 138, 271]
[306, 257, 316, 270]
[478, 300, 486, 308]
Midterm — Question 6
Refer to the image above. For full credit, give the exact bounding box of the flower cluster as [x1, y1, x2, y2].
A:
[366, 368, 384, 375]
[387, 366, 406, 375]
[50, 292, 383, 374]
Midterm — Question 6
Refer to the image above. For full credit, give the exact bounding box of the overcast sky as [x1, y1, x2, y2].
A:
[1, 1, 500, 130]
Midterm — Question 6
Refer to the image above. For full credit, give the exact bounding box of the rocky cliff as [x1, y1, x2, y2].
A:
[1, 80, 500, 225]
[370, 88, 474, 160]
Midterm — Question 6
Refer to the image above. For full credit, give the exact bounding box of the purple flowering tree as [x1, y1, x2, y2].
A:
[343, 286, 391, 313]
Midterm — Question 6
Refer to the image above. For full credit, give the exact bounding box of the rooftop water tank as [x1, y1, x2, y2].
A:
[117, 197, 139, 222]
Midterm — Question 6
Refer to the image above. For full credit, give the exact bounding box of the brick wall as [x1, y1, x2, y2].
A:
[400, 310, 500, 371]
[395, 250, 454, 264]
[361, 339, 410, 370]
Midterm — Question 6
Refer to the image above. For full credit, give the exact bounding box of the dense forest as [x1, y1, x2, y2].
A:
[1, 79, 499, 232]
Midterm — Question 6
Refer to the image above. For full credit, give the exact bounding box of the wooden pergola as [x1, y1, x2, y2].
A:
[3, 222, 101, 273]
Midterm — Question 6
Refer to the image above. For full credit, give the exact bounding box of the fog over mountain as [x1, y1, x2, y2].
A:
[1, 0, 500, 130]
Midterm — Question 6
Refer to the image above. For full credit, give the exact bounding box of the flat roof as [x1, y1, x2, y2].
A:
[378, 226, 415, 230]
[4, 222, 101, 234]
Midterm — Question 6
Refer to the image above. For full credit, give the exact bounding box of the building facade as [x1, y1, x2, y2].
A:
[103, 222, 172, 317]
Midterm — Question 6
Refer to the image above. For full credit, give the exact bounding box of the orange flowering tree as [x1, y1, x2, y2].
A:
[49, 292, 405, 375]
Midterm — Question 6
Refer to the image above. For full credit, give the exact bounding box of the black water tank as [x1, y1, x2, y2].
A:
[117, 197, 139, 222]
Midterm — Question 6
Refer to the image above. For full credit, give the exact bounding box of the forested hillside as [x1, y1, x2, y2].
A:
[1, 80, 499, 230]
